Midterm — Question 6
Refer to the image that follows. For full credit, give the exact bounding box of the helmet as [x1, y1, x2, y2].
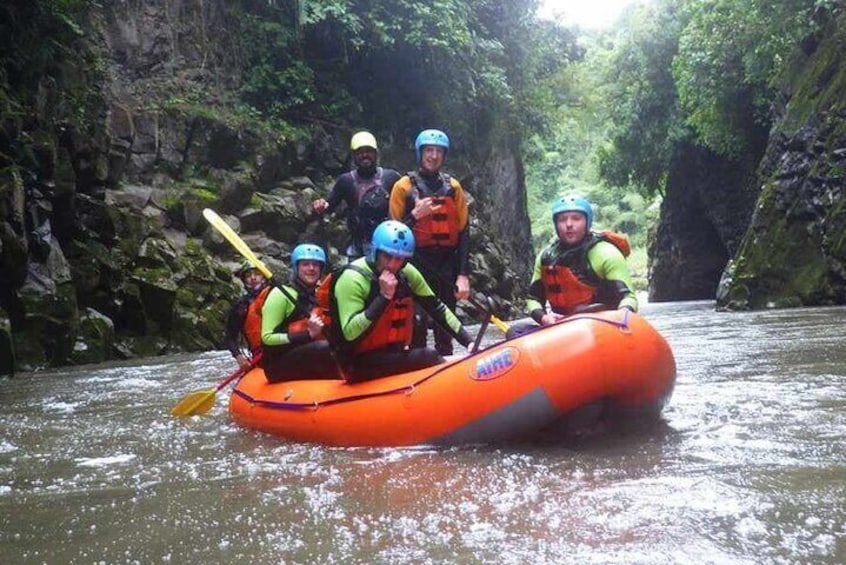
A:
[368, 220, 415, 262]
[350, 131, 378, 152]
[291, 244, 326, 271]
[552, 195, 593, 229]
[235, 260, 258, 278]
[414, 129, 449, 164]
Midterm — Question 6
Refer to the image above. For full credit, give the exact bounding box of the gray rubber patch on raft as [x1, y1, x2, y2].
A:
[429, 387, 560, 446]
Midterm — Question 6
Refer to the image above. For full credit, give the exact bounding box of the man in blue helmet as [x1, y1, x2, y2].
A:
[509, 195, 637, 338]
[389, 129, 471, 356]
[223, 259, 270, 370]
[328, 220, 472, 382]
[313, 131, 402, 260]
[259, 244, 341, 382]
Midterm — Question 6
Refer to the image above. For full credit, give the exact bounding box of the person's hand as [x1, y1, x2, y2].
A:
[235, 353, 252, 370]
[540, 313, 566, 326]
[454, 275, 470, 300]
[312, 198, 329, 214]
[411, 197, 439, 220]
[307, 313, 325, 339]
[378, 271, 398, 300]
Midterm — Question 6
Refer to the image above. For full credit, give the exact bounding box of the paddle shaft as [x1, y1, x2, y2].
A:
[172, 353, 260, 416]
[406, 254, 509, 332]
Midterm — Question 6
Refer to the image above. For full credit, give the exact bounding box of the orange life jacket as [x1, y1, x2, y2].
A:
[408, 172, 461, 248]
[353, 294, 414, 354]
[314, 264, 414, 354]
[540, 231, 631, 315]
[243, 286, 272, 354]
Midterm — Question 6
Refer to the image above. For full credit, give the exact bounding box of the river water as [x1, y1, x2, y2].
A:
[1, 301, 844, 563]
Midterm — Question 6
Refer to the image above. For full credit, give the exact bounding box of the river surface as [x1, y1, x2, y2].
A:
[1, 301, 844, 564]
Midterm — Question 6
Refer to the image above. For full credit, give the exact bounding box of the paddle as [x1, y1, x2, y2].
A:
[464, 294, 509, 333]
[203, 208, 351, 380]
[203, 209, 274, 279]
[406, 254, 510, 332]
[171, 354, 261, 416]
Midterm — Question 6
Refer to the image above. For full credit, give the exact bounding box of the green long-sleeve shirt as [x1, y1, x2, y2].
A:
[334, 257, 466, 344]
[526, 238, 638, 319]
[261, 285, 312, 348]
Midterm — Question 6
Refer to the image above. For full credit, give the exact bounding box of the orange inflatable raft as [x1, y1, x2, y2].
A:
[229, 310, 676, 447]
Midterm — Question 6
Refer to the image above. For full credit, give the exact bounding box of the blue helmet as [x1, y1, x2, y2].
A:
[552, 195, 593, 229]
[291, 244, 326, 271]
[415, 129, 449, 165]
[368, 220, 415, 262]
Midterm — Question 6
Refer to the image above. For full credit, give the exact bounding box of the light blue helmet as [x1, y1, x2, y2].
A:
[415, 129, 449, 164]
[552, 195, 593, 229]
[291, 244, 326, 271]
[368, 220, 415, 262]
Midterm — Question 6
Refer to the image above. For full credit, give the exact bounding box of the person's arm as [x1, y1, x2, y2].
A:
[324, 175, 355, 215]
[389, 176, 416, 225]
[223, 297, 248, 356]
[525, 252, 547, 323]
[446, 179, 469, 279]
[261, 287, 311, 347]
[589, 242, 639, 312]
[334, 267, 387, 342]
[402, 264, 472, 347]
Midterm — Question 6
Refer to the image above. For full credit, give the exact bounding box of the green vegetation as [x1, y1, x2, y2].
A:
[3, 0, 839, 296]
[522, 0, 834, 290]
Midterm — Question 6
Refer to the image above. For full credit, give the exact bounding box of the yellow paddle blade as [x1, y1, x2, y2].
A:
[202, 208, 273, 280]
[490, 315, 509, 333]
[170, 389, 217, 416]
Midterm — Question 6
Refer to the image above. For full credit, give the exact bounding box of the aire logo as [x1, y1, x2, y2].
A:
[471, 347, 519, 381]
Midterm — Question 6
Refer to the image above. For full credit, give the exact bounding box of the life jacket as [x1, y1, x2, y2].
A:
[243, 286, 272, 354]
[540, 231, 631, 315]
[408, 172, 461, 248]
[314, 263, 415, 355]
[350, 167, 389, 241]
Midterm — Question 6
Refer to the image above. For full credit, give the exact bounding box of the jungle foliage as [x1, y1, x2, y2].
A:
[3, 0, 839, 291]
[525, 0, 836, 288]
[233, 0, 581, 149]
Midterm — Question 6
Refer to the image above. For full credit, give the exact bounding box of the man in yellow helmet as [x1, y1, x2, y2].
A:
[313, 131, 402, 260]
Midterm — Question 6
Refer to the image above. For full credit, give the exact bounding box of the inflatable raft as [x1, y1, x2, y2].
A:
[229, 310, 676, 447]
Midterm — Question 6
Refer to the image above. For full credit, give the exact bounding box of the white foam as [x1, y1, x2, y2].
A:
[75, 454, 137, 467]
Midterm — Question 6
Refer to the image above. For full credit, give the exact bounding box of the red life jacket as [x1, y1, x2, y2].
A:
[540, 231, 631, 315]
[243, 286, 272, 354]
[408, 172, 461, 248]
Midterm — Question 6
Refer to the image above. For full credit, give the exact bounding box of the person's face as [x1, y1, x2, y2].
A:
[555, 211, 588, 247]
[375, 251, 406, 274]
[419, 145, 445, 174]
[297, 260, 323, 287]
[353, 147, 377, 170]
[242, 269, 266, 292]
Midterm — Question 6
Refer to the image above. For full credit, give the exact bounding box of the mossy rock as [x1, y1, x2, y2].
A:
[0, 309, 14, 377]
[70, 308, 115, 365]
[15, 281, 79, 369]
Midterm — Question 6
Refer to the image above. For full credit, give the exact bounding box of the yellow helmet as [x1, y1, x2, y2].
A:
[350, 131, 378, 152]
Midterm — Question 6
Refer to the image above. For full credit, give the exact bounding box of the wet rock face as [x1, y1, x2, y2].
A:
[0, 1, 532, 371]
[716, 19, 846, 310]
[649, 141, 761, 302]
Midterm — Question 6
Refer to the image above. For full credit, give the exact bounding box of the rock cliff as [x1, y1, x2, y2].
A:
[650, 13, 846, 310]
[717, 18, 846, 309]
[0, 1, 530, 373]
